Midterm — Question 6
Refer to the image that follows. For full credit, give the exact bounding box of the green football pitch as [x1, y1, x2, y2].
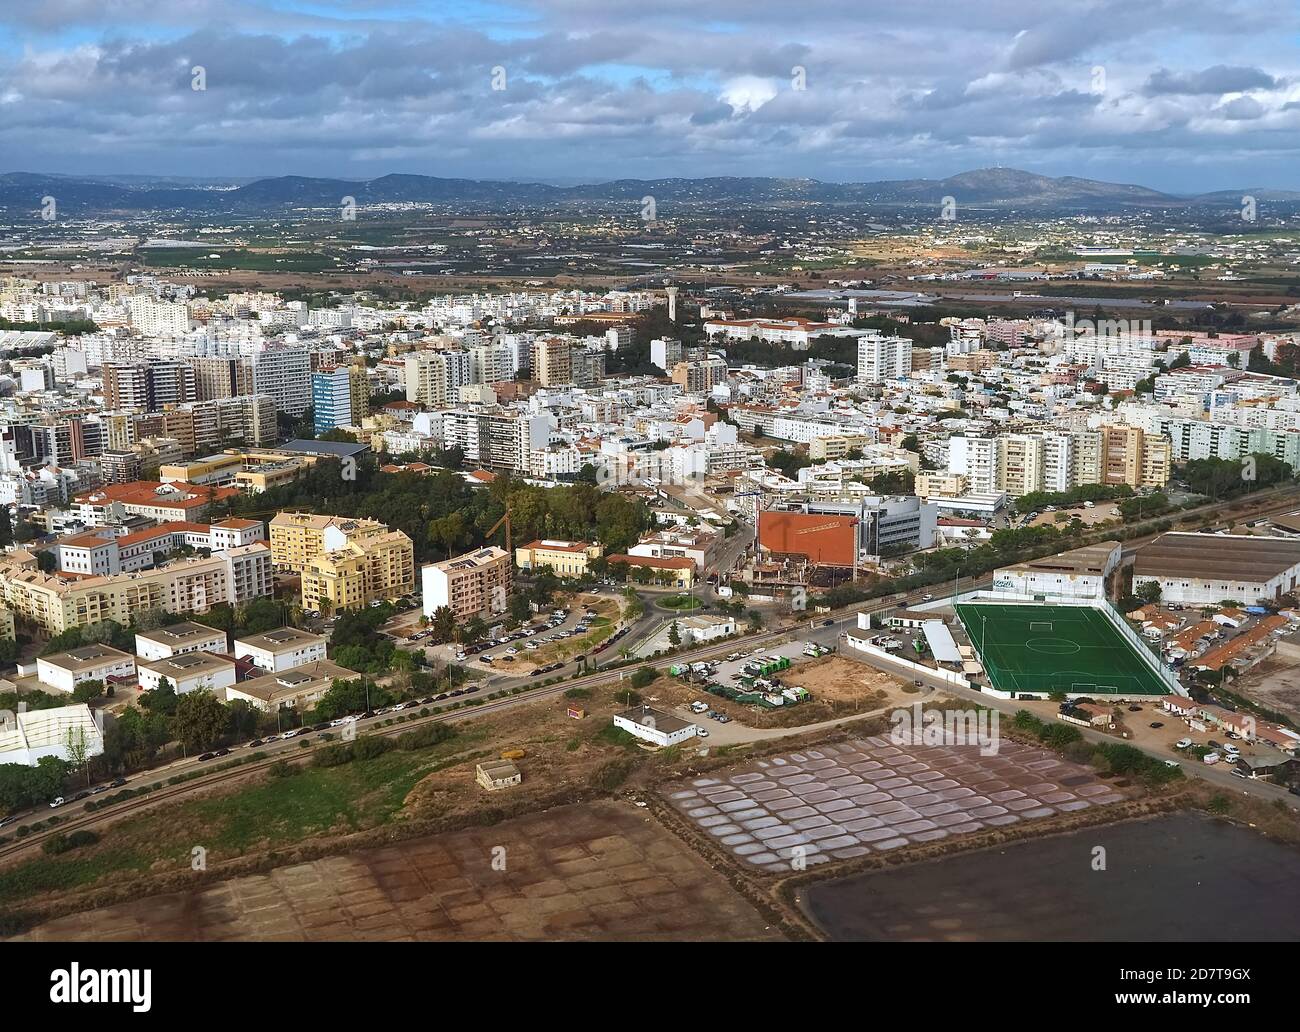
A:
[955, 603, 1172, 697]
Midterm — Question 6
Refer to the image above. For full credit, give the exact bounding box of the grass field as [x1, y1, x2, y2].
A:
[956, 603, 1172, 697]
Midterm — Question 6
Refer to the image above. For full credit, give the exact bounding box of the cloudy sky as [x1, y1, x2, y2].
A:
[3, 0, 1300, 192]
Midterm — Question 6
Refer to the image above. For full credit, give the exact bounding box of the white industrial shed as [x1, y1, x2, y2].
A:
[0, 704, 104, 767]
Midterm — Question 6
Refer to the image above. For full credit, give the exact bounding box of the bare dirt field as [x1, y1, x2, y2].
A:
[12, 801, 782, 942]
[1233, 656, 1300, 725]
[647, 656, 920, 729]
[782, 656, 917, 708]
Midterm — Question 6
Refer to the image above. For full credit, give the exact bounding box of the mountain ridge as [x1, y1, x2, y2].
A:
[3, 167, 1299, 213]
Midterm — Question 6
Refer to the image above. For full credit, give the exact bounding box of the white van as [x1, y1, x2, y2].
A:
[1203, 752, 1220, 765]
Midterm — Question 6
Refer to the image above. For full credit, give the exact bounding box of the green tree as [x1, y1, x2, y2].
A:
[508, 593, 533, 622]
[1134, 579, 1162, 605]
[428, 606, 456, 644]
[140, 676, 179, 716]
[668, 621, 681, 647]
[172, 690, 230, 752]
[71, 679, 104, 704]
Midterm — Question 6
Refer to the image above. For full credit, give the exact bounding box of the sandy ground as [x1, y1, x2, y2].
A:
[1025, 505, 1123, 530]
[12, 801, 782, 942]
[1233, 657, 1300, 725]
[781, 656, 917, 708]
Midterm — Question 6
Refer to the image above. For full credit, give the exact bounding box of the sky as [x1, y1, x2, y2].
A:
[3, 0, 1300, 192]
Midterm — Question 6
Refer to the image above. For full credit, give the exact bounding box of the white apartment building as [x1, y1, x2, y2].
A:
[234, 627, 328, 673]
[250, 347, 312, 417]
[135, 621, 229, 661]
[138, 651, 237, 696]
[856, 333, 913, 383]
[947, 436, 1000, 495]
[126, 296, 191, 337]
[440, 408, 549, 474]
[36, 644, 136, 694]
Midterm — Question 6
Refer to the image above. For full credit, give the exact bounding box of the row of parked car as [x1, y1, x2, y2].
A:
[31, 776, 130, 813]
[465, 610, 573, 663]
[591, 623, 630, 656]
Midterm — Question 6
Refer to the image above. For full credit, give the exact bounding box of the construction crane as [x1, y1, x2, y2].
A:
[486, 510, 512, 556]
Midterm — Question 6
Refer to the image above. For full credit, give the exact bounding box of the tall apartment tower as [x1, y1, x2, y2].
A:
[250, 348, 312, 417]
[312, 367, 356, 436]
[405, 350, 473, 408]
[102, 361, 196, 410]
[531, 337, 572, 386]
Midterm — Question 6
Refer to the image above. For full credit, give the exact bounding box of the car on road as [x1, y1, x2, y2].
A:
[49, 797, 65, 808]
[198, 752, 215, 762]
[914, 679, 924, 688]
[0, 814, 19, 828]
[921, 593, 934, 602]
[822, 619, 834, 627]
[1149, 722, 1163, 729]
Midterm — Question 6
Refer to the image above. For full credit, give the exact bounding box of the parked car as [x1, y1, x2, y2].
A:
[1203, 752, 1221, 765]
[1149, 722, 1163, 729]
[1175, 738, 1193, 749]
[48, 797, 65, 808]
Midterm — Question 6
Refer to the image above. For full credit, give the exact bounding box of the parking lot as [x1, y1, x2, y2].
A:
[403, 593, 626, 678]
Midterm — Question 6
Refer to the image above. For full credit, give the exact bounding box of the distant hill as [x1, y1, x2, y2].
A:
[0, 167, 1288, 215]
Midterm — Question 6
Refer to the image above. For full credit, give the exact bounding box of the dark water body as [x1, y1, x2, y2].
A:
[803, 813, 1300, 941]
